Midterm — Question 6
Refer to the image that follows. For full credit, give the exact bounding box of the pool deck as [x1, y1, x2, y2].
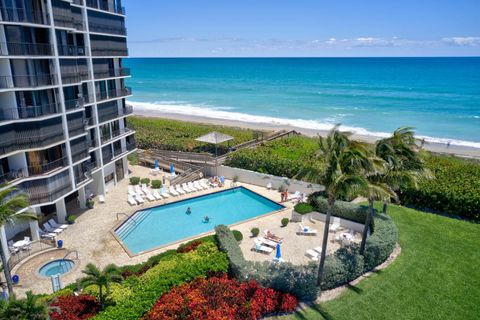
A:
[12, 164, 360, 297]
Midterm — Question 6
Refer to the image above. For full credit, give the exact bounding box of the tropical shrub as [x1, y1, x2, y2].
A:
[129, 177, 140, 185]
[142, 274, 297, 320]
[49, 295, 100, 320]
[127, 152, 138, 165]
[140, 178, 150, 186]
[176, 240, 203, 253]
[294, 203, 314, 215]
[93, 242, 229, 320]
[129, 116, 257, 154]
[399, 154, 480, 221]
[232, 230, 243, 242]
[215, 225, 319, 300]
[150, 180, 162, 189]
[67, 215, 77, 224]
[281, 218, 289, 227]
[251, 227, 260, 237]
[314, 196, 368, 223]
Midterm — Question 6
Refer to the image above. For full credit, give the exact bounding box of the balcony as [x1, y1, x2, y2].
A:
[21, 172, 72, 205]
[27, 157, 68, 177]
[97, 104, 132, 123]
[0, 42, 54, 56]
[0, 168, 27, 185]
[72, 0, 84, 5]
[0, 103, 60, 122]
[0, 125, 65, 156]
[61, 71, 90, 85]
[0, 74, 57, 89]
[93, 68, 130, 79]
[71, 142, 89, 163]
[58, 44, 87, 57]
[86, 0, 125, 15]
[0, 7, 47, 25]
[101, 127, 133, 144]
[75, 162, 93, 186]
[64, 97, 85, 111]
[88, 22, 126, 36]
[68, 118, 87, 137]
[91, 46, 128, 57]
[96, 87, 132, 102]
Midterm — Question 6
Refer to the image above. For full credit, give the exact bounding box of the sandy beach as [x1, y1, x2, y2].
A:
[133, 108, 480, 160]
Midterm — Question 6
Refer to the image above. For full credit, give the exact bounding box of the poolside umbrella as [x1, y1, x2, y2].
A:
[195, 132, 234, 175]
[154, 159, 159, 170]
[170, 163, 175, 174]
[275, 243, 281, 261]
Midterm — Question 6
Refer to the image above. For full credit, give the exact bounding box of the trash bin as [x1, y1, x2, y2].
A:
[57, 240, 63, 249]
[12, 275, 19, 285]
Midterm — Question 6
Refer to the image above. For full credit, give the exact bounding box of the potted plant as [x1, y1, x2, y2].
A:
[67, 215, 76, 224]
[291, 203, 314, 222]
[251, 227, 259, 237]
[281, 218, 289, 227]
[86, 198, 95, 209]
[232, 230, 243, 242]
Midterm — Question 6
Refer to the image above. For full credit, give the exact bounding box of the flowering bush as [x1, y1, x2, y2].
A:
[49, 295, 100, 320]
[176, 240, 203, 253]
[143, 274, 297, 320]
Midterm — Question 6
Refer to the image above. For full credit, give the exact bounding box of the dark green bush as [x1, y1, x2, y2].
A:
[314, 197, 369, 223]
[399, 155, 480, 221]
[294, 203, 314, 215]
[129, 177, 140, 185]
[140, 178, 150, 186]
[232, 230, 243, 242]
[251, 227, 259, 237]
[363, 214, 398, 271]
[150, 180, 162, 189]
[281, 218, 289, 227]
[67, 215, 76, 224]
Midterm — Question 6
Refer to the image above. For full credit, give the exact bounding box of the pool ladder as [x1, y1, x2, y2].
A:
[116, 210, 151, 240]
[63, 250, 79, 260]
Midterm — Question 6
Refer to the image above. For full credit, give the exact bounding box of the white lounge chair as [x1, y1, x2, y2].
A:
[313, 246, 323, 254]
[306, 249, 319, 261]
[152, 189, 163, 200]
[169, 186, 179, 196]
[134, 185, 144, 196]
[44, 222, 63, 234]
[193, 180, 205, 190]
[182, 183, 193, 193]
[144, 191, 155, 202]
[98, 195, 105, 203]
[141, 184, 150, 194]
[134, 194, 145, 204]
[48, 219, 68, 229]
[188, 181, 199, 191]
[128, 195, 138, 206]
[161, 187, 171, 198]
[329, 217, 341, 232]
[39, 230, 56, 239]
[266, 182, 272, 189]
[200, 179, 210, 189]
[22, 237, 32, 250]
[288, 191, 301, 201]
[128, 186, 137, 196]
[257, 236, 278, 248]
[252, 239, 274, 254]
[175, 185, 186, 195]
[298, 224, 318, 236]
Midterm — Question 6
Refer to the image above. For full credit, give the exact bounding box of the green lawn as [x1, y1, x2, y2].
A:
[278, 205, 480, 320]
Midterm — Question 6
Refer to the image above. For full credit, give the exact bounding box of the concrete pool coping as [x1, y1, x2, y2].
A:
[110, 185, 287, 257]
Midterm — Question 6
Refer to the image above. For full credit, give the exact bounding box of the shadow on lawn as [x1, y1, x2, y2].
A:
[294, 304, 335, 320]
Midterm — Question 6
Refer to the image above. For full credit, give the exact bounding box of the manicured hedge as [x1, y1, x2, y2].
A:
[294, 203, 314, 215]
[313, 196, 368, 223]
[215, 225, 319, 301]
[93, 242, 229, 320]
[399, 155, 480, 221]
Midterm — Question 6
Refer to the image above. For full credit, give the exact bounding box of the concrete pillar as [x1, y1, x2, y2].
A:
[55, 198, 67, 224]
[78, 187, 87, 209]
[0, 225, 10, 262]
[29, 220, 40, 241]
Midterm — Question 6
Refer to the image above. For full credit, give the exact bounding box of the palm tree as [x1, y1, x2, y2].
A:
[297, 125, 372, 287]
[80, 263, 122, 310]
[1, 291, 49, 320]
[0, 186, 37, 295]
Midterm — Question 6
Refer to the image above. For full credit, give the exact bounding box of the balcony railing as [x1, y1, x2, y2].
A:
[68, 118, 87, 137]
[0, 42, 53, 56]
[86, 0, 125, 15]
[0, 103, 60, 121]
[75, 163, 93, 186]
[64, 97, 85, 110]
[27, 157, 68, 176]
[96, 87, 132, 102]
[102, 147, 113, 163]
[0, 168, 27, 185]
[91, 47, 128, 57]
[0, 74, 57, 89]
[61, 71, 90, 85]
[0, 6, 47, 25]
[72, 0, 84, 6]
[88, 22, 126, 36]
[71, 144, 90, 163]
[93, 68, 130, 79]
[58, 44, 87, 57]
[101, 127, 133, 144]
[23, 178, 72, 205]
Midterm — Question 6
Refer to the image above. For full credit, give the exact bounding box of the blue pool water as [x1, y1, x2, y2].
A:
[39, 259, 75, 277]
[116, 187, 283, 254]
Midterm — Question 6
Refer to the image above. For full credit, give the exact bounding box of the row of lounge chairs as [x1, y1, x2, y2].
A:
[127, 179, 214, 206]
[40, 219, 69, 239]
[251, 230, 284, 254]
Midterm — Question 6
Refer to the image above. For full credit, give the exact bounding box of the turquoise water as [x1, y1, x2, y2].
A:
[38, 259, 75, 277]
[116, 187, 283, 254]
[124, 57, 480, 147]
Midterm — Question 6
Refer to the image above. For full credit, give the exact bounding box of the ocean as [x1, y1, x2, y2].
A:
[124, 57, 480, 148]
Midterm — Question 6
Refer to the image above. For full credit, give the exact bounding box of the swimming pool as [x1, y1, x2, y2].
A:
[115, 187, 284, 254]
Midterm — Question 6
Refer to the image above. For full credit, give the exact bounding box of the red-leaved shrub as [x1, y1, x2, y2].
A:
[49, 295, 100, 320]
[176, 240, 203, 253]
[143, 274, 297, 320]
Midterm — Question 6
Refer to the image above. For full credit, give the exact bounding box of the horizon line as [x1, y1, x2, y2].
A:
[127, 55, 480, 59]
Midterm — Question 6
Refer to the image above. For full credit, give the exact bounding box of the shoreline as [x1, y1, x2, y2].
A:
[132, 108, 480, 160]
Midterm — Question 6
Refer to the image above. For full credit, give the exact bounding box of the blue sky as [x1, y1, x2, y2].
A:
[124, 0, 480, 57]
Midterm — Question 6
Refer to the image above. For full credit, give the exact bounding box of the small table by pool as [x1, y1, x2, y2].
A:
[13, 240, 29, 248]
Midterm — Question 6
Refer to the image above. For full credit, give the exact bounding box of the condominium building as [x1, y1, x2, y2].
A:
[0, 0, 135, 259]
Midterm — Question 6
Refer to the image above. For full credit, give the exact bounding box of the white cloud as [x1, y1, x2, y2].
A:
[442, 37, 480, 46]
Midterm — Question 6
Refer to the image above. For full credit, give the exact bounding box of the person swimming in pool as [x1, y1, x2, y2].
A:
[186, 207, 192, 215]
[203, 215, 210, 223]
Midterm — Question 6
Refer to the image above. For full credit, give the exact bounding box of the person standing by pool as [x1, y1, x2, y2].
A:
[186, 207, 192, 215]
